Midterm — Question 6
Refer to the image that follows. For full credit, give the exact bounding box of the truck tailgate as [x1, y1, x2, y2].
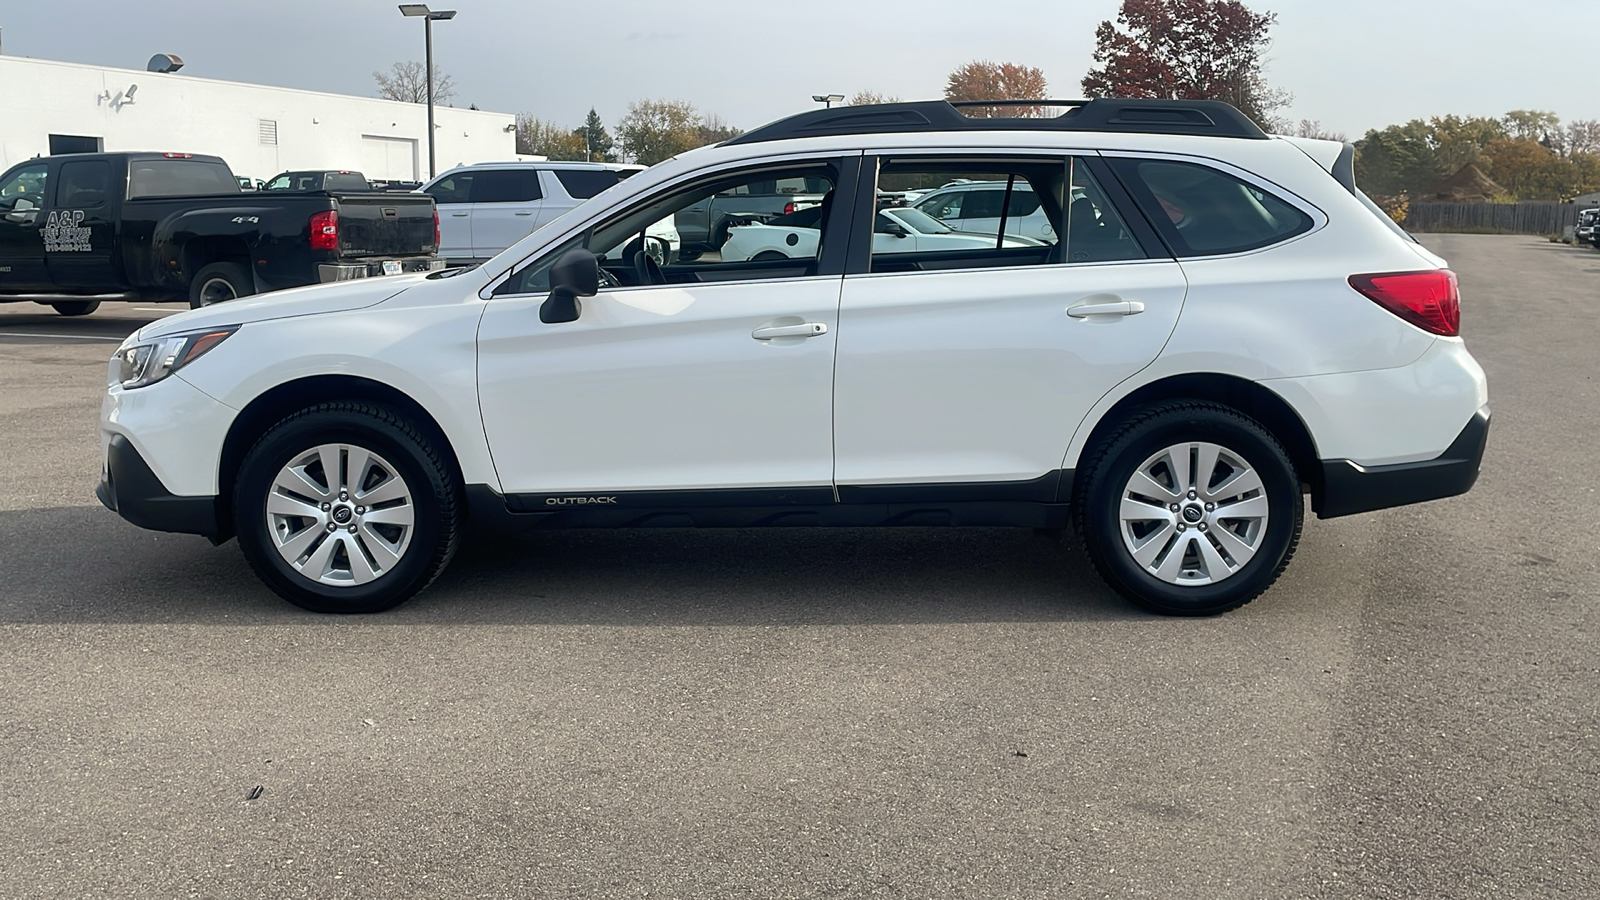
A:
[332, 194, 436, 258]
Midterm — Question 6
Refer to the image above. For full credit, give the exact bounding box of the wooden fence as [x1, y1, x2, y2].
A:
[1405, 202, 1577, 235]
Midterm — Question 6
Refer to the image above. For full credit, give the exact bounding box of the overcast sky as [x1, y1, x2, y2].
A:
[0, 0, 1588, 139]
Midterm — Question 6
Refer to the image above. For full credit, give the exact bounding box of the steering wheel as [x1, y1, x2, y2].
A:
[633, 249, 663, 286]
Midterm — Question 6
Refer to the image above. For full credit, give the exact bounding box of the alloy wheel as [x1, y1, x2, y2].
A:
[1117, 441, 1270, 586]
[265, 443, 416, 586]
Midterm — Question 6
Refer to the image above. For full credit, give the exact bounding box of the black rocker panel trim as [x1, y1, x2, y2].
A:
[472, 471, 1074, 530]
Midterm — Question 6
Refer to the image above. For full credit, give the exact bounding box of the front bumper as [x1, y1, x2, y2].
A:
[1315, 406, 1490, 518]
[318, 256, 446, 283]
[97, 433, 224, 538]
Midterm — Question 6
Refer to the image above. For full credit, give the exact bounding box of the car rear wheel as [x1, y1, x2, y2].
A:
[189, 261, 255, 309]
[50, 300, 100, 316]
[1074, 402, 1303, 616]
[234, 402, 460, 613]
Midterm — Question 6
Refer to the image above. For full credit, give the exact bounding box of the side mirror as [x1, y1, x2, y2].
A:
[540, 248, 600, 324]
[881, 222, 909, 238]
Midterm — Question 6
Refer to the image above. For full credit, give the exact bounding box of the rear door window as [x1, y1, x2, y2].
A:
[56, 161, 112, 208]
[470, 170, 542, 203]
[1109, 158, 1313, 256]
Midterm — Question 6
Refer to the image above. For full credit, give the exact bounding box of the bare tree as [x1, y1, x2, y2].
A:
[848, 91, 903, 106]
[1287, 119, 1347, 142]
[374, 61, 456, 104]
[1565, 120, 1600, 157]
[944, 61, 1048, 117]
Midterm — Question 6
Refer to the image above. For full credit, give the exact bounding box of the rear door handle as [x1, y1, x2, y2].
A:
[1067, 300, 1145, 318]
[752, 322, 828, 340]
[450, 212, 469, 217]
[514, 211, 534, 216]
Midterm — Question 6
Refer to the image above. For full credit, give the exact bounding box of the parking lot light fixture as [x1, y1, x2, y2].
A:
[812, 94, 845, 108]
[398, 4, 457, 178]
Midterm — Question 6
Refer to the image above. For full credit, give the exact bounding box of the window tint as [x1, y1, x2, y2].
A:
[424, 172, 475, 204]
[0, 164, 48, 211]
[1112, 158, 1312, 256]
[127, 160, 239, 198]
[1064, 161, 1147, 264]
[322, 172, 371, 192]
[56, 161, 112, 208]
[554, 169, 623, 199]
[498, 163, 837, 295]
[471, 170, 542, 203]
[870, 160, 1064, 272]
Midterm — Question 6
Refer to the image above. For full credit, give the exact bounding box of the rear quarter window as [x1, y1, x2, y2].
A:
[1110, 158, 1312, 256]
[553, 169, 623, 199]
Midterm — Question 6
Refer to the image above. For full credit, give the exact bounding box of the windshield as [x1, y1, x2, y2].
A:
[886, 207, 951, 234]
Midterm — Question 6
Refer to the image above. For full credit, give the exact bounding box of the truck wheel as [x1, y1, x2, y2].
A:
[233, 402, 461, 614]
[1073, 402, 1303, 616]
[50, 300, 101, 317]
[189, 262, 255, 309]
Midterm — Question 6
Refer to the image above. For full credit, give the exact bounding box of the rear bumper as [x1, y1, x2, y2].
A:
[318, 257, 446, 283]
[1315, 406, 1489, 518]
[97, 433, 224, 537]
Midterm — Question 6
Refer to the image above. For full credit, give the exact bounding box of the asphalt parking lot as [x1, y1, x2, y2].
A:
[1, 234, 1595, 899]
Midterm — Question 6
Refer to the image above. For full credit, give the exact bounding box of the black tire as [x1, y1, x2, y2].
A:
[233, 402, 461, 614]
[751, 251, 792, 262]
[189, 261, 255, 309]
[1074, 402, 1303, 616]
[50, 300, 100, 316]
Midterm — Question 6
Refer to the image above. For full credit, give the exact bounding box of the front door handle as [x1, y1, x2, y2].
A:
[1067, 300, 1145, 318]
[514, 211, 534, 216]
[752, 322, 828, 340]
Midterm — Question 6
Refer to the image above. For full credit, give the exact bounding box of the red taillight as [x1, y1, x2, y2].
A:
[783, 202, 795, 215]
[309, 209, 339, 251]
[161, 152, 193, 159]
[433, 209, 440, 249]
[1348, 270, 1460, 337]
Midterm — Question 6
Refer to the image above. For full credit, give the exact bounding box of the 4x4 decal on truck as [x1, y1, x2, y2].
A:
[42, 210, 92, 253]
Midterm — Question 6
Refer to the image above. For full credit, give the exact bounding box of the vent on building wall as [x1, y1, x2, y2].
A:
[259, 119, 279, 145]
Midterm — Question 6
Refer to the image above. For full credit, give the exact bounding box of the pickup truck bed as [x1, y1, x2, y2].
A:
[0, 152, 441, 313]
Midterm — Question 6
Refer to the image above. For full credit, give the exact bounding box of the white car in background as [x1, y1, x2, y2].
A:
[422, 161, 646, 265]
[721, 205, 1039, 262]
[914, 180, 1058, 241]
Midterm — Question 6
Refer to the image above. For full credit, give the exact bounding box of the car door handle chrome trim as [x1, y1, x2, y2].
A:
[1067, 300, 1145, 318]
[752, 322, 828, 340]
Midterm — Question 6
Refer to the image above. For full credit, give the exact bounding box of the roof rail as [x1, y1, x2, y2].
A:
[724, 98, 1269, 146]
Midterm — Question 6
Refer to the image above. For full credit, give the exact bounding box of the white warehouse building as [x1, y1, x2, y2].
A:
[0, 55, 518, 183]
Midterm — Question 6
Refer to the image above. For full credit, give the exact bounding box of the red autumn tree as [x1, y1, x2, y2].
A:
[1081, 0, 1289, 128]
[944, 61, 1049, 117]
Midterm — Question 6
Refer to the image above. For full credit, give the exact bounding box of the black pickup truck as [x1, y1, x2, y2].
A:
[0, 152, 441, 315]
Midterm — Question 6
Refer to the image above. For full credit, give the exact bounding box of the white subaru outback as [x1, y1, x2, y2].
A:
[97, 99, 1489, 616]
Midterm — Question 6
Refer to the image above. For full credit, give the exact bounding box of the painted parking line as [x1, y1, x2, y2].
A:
[0, 331, 125, 341]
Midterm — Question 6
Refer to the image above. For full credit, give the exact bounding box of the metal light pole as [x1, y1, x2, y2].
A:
[812, 93, 845, 109]
[399, 4, 456, 178]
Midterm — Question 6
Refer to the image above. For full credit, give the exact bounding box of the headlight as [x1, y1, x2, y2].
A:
[114, 327, 238, 390]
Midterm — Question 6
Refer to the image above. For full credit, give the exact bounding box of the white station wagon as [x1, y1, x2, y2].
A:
[98, 99, 1489, 616]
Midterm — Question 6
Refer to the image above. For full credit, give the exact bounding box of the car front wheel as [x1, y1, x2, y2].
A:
[234, 402, 460, 613]
[1075, 402, 1303, 616]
